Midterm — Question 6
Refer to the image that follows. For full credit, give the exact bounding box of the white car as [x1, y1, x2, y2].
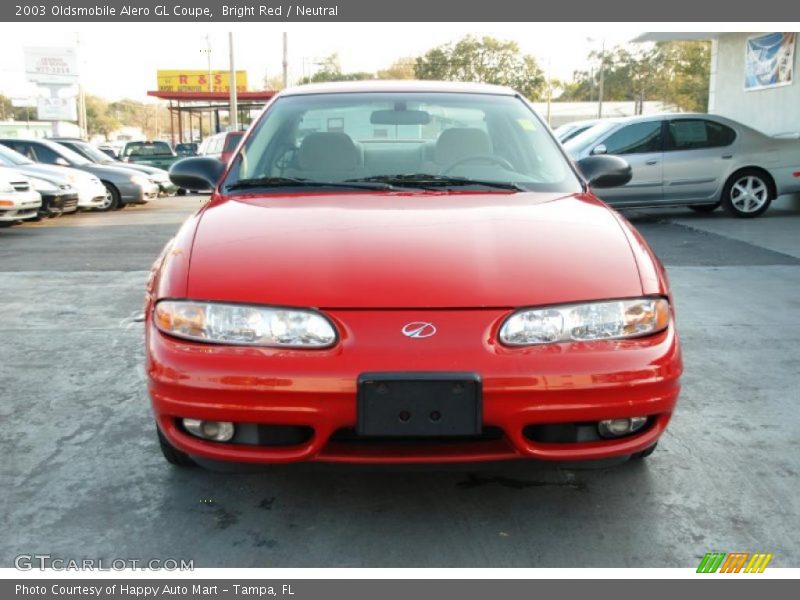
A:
[0, 143, 106, 210]
[66, 170, 108, 209]
[0, 169, 41, 226]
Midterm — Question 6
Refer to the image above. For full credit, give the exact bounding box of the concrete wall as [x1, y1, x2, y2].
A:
[711, 32, 800, 136]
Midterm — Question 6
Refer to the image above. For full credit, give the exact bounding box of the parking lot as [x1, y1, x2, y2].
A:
[2, 195, 799, 568]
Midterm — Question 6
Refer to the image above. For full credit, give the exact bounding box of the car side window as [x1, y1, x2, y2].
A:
[30, 144, 61, 164]
[602, 122, 663, 155]
[668, 119, 737, 151]
[5, 141, 35, 160]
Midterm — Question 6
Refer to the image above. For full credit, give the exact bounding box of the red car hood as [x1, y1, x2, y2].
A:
[186, 192, 643, 309]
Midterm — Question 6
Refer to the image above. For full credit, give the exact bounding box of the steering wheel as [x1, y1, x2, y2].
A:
[442, 154, 515, 174]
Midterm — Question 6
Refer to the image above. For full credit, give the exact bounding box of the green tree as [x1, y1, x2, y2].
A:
[559, 41, 710, 113]
[299, 53, 374, 84]
[414, 35, 546, 99]
[377, 58, 416, 80]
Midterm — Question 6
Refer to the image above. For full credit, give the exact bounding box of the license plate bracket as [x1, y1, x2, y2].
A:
[357, 372, 482, 437]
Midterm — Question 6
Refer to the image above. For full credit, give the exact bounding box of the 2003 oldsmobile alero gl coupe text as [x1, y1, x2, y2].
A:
[147, 81, 682, 468]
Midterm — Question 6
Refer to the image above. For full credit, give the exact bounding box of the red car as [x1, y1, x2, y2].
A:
[149, 81, 682, 468]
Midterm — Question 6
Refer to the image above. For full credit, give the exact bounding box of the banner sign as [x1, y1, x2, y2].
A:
[36, 96, 78, 121]
[24, 46, 79, 84]
[745, 32, 796, 90]
[156, 70, 248, 93]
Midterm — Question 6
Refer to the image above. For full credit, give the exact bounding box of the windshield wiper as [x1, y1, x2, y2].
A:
[225, 176, 395, 192]
[346, 174, 526, 192]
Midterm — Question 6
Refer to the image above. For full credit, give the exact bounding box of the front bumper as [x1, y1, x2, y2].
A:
[77, 183, 108, 208]
[118, 181, 159, 204]
[40, 191, 79, 216]
[157, 181, 179, 196]
[0, 191, 41, 221]
[148, 309, 682, 464]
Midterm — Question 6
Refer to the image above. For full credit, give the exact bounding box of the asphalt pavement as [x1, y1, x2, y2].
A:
[1, 196, 798, 568]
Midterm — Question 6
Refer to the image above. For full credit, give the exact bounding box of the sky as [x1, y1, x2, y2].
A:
[0, 23, 649, 102]
[0, 23, 784, 104]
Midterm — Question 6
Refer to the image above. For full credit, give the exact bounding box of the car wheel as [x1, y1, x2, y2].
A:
[0, 221, 15, 228]
[97, 183, 120, 212]
[631, 442, 658, 459]
[689, 202, 720, 213]
[176, 188, 187, 196]
[157, 427, 195, 467]
[721, 170, 772, 218]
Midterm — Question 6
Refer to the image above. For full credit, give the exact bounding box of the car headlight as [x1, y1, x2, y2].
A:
[0, 183, 14, 193]
[154, 300, 338, 348]
[129, 174, 151, 187]
[499, 298, 670, 346]
[28, 177, 58, 193]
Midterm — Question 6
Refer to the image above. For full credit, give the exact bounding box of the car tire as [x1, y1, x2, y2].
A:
[631, 442, 658, 459]
[98, 183, 121, 212]
[721, 170, 773, 218]
[0, 221, 15, 228]
[176, 188, 187, 196]
[689, 202, 720, 213]
[157, 427, 195, 467]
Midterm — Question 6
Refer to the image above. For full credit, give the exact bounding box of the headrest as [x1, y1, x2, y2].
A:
[434, 128, 492, 165]
[297, 132, 359, 171]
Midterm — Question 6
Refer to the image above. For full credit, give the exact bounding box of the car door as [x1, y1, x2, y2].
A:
[591, 120, 664, 206]
[662, 118, 738, 203]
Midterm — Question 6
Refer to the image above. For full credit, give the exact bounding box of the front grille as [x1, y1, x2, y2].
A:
[62, 194, 79, 209]
[329, 426, 505, 445]
[11, 181, 30, 192]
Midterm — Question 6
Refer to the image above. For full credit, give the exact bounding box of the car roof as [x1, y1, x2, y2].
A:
[279, 80, 519, 97]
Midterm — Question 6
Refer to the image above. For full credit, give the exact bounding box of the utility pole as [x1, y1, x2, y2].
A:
[598, 39, 605, 119]
[204, 34, 213, 92]
[282, 32, 289, 88]
[228, 32, 238, 131]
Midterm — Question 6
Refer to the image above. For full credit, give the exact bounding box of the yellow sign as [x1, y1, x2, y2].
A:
[156, 70, 248, 93]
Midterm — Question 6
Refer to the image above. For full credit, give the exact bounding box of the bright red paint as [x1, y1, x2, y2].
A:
[146, 188, 682, 465]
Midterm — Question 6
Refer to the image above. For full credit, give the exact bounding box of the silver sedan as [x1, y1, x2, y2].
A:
[563, 113, 800, 217]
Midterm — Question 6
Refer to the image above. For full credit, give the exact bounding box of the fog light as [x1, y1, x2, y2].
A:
[597, 417, 648, 439]
[183, 418, 235, 442]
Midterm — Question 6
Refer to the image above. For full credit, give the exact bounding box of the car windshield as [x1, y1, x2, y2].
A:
[563, 121, 618, 154]
[71, 141, 115, 163]
[48, 143, 91, 166]
[224, 92, 581, 194]
[0, 145, 32, 165]
[123, 142, 174, 157]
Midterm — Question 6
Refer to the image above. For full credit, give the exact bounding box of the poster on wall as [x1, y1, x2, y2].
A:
[745, 32, 796, 90]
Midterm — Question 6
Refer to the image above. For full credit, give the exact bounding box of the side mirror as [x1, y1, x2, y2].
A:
[576, 155, 632, 189]
[169, 156, 225, 191]
[55, 157, 70, 166]
[590, 144, 608, 156]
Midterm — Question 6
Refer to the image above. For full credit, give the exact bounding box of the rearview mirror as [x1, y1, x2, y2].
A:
[169, 156, 225, 191]
[576, 155, 632, 189]
[370, 109, 431, 126]
[590, 144, 607, 156]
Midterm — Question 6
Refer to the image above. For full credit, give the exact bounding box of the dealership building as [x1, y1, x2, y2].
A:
[636, 32, 799, 137]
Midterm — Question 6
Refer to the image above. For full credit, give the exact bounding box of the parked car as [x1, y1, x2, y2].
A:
[0, 169, 41, 227]
[150, 81, 681, 468]
[198, 131, 244, 164]
[564, 113, 800, 217]
[52, 138, 178, 197]
[120, 140, 181, 172]
[175, 142, 199, 157]
[97, 144, 119, 159]
[0, 138, 158, 211]
[553, 119, 599, 143]
[0, 145, 80, 217]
